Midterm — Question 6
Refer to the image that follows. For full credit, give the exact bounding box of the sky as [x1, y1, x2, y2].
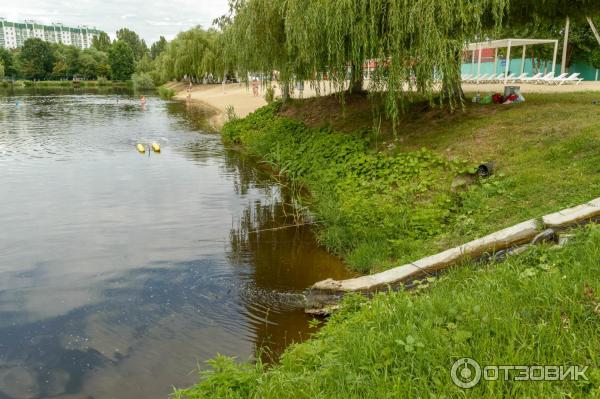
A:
[2, 0, 230, 44]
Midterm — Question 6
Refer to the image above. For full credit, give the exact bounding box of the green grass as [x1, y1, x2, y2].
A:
[174, 225, 600, 398]
[220, 93, 600, 273]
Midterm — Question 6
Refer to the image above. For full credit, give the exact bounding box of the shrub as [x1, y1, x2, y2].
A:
[225, 105, 238, 122]
[97, 76, 110, 86]
[131, 72, 155, 90]
[264, 85, 275, 103]
[157, 86, 176, 99]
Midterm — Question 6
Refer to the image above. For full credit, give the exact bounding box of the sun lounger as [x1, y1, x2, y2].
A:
[557, 72, 583, 85]
[486, 73, 505, 83]
[521, 73, 543, 83]
[501, 73, 517, 83]
[545, 73, 568, 85]
[474, 74, 490, 83]
[510, 73, 528, 83]
[536, 72, 556, 84]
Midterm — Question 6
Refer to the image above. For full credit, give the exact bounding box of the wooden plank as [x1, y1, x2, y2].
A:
[310, 219, 539, 294]
[542, 198, 600, 229]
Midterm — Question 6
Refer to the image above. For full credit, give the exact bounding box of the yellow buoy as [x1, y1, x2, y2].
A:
[136, 143, 145, 153]
[151, 142, 161, 153]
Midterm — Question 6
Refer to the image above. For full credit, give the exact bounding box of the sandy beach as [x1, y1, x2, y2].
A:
[166, 81, 338, 128]
[166, 80, 600, 129]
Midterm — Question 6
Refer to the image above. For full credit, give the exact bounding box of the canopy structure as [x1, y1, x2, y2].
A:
[465, 38, 559, 84]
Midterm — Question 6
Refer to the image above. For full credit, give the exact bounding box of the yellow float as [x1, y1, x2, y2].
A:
[136, 143, 145, 153]
[151, 142, 161, 153]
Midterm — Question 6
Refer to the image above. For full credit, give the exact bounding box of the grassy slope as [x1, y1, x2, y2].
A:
[174, 93, 600, 397]
[221, 92, 600, 272]
[176, 225, 600, 398]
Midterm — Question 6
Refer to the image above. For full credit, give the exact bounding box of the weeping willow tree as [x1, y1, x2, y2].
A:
[287, 0, 513, 120]
[222, 0, 510, 123]
[219, 0, 296, 99]
[156, 27, 223, 82]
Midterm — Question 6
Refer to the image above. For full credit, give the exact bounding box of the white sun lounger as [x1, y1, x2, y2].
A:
[510, 73, 528, 83]
[486, 73, 505, 83]
[474, 74, 491, 83]
[546, 73, 569, 85]
[521, 73, 543, 83]
[557, 73, 583, 85]
[536, 72, 557, 84]
[501, 73, 517, 83]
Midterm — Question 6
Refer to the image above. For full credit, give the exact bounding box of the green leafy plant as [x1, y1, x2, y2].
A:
[131, 72, 155, 90]
[225, 105, 238, 122]
[264, 86, 275, 103]
[158, 86, 176, 99]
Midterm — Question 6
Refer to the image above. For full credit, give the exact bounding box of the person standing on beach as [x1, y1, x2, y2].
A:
[251, 78, 259, 97]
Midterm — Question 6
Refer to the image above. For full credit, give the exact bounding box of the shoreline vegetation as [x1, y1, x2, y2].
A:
[181, 88, 600, 274]
[1, 79, 131, 88]
[172, 88, 600, 397]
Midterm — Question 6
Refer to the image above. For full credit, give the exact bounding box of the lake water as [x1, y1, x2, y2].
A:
[0, 89, 352, 399]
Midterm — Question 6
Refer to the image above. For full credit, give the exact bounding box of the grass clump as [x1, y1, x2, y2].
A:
[174, 225, 600, 398]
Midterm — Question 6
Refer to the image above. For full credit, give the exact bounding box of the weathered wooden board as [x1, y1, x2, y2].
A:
[310, 219, 539, 294]
[542, 197, 600, 229]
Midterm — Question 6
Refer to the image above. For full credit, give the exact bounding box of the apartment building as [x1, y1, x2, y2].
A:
[0, 18, 103, 50]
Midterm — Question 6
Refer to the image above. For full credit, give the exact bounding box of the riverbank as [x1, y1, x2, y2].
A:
[175, 224, 600, 398]
[174, 90, 600, 397]
[215, 92, 600, 273]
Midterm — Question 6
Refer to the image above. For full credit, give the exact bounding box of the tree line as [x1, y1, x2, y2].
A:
[0, 28, 168, 84]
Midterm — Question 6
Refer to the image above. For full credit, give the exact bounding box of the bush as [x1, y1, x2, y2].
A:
[131, 72, 155, 90]
[97, 76, 110, 86]
[157, 86, 175, 99]
[264, 85, 275, 103]
[225, 105, 238, 122]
